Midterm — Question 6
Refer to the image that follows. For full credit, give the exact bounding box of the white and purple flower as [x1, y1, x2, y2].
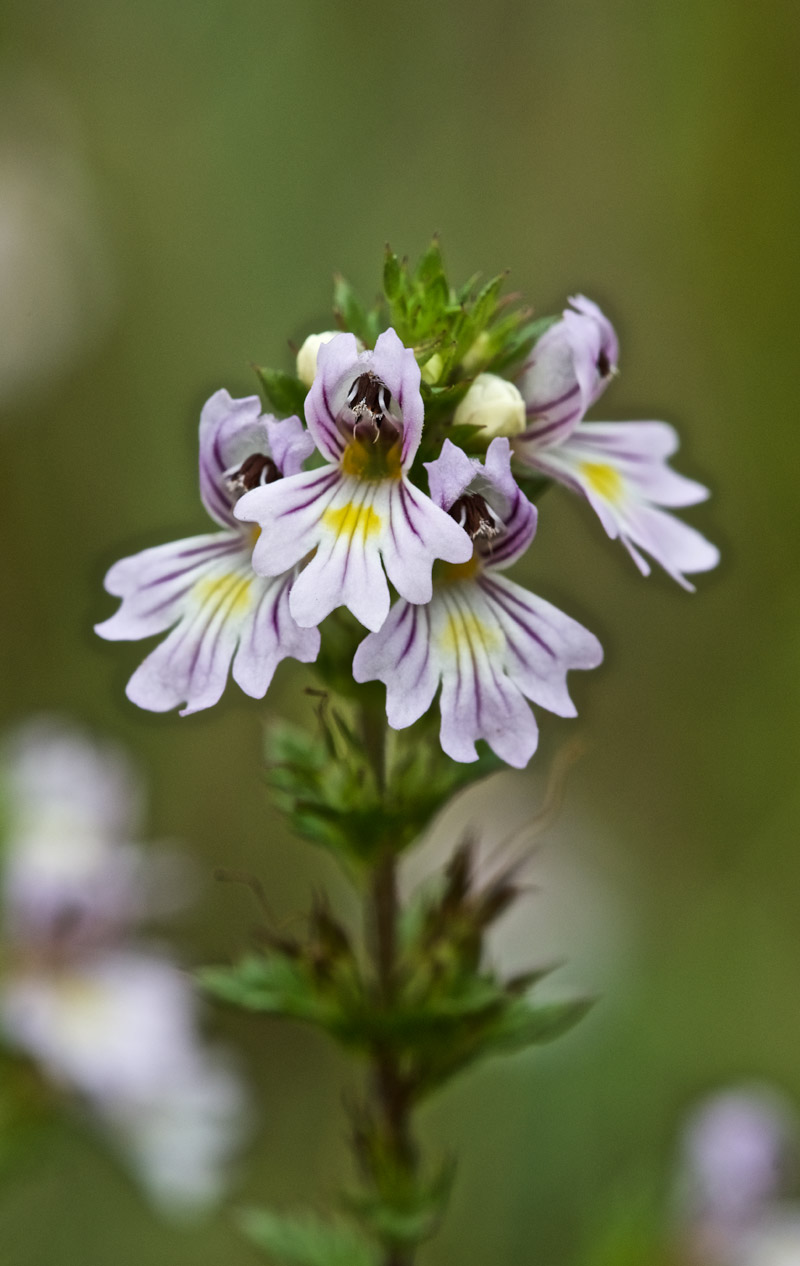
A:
[0, 720, 245, 1216]
[518, 295, 619, 449]
[513, 297, 719, 589]
[235, 329, 473, 633]
[95, 390, 321, 714]
[0, 719, 179, 949]
[353, 438, 602, 768]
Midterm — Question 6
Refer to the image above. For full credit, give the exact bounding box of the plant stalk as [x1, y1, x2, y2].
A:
[361, 703, 418, 1266]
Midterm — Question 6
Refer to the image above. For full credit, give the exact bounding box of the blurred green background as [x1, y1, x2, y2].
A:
[0, 1, 798, 1262]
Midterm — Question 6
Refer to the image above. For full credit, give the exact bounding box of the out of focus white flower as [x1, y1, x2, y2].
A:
[2, 719, 186, 947]
[107, 1050, 245, 1216]
[737, 1214, 800, 1266]
[0, 718, 245, 1218]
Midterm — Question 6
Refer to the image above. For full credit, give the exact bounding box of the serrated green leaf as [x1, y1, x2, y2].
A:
[240, 1208, 379, 1266]
[255, 367, 308, 418]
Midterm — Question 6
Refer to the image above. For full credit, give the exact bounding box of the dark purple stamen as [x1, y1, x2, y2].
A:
[449, 492, 501, 541]
[343, 371, 396, 444]
[226, 453, 280, 499]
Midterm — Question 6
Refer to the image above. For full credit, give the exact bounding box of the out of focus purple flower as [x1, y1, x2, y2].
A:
[0, 719, 245, 1217]
[678, 1086, 797, 1266]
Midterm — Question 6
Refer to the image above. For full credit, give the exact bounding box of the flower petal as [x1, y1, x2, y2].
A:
[99, 535, 317, 714]
[239, 468, 471, 631]
[369, 327, 425, 466]
[232, 571, 320, 698]
[515, 420, 719, 587]
[518, 296, 618, 448]
[96, 533, 245, 642]
[305, 332, 362, 462]
[353, 599, 438, 729]
[237, 466, 342, 576]
[198, 390, 265, 528]
[479, 574, 603, 715]
[305, 328, 425, 468]
[199, 390, 314, 529]
[424, 438, 478, 511]
[356, 574, 600, 769]
[381, 479, 473, 606]
[425, 437, 537, 570]
[263, 413, 315, 477]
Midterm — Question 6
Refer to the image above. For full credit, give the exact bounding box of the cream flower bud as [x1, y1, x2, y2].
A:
[454, 373, 526, 440]
[296, 331, 363, 388]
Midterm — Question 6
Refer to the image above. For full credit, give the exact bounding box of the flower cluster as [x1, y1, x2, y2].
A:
[0, 720, 245, 1216]
[96, 253, 718, 767]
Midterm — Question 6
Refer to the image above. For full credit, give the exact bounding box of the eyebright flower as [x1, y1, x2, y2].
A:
[353, 438, 602, 768]
[0, 720, 245, 1216]
[0, 719, 180, 947]
[518, 295, 618, 449]
[235, 329, 473, 632]
[513, 297, 719, 589]
[95, 390, 321, 714]
[2, 953, 245, 1216]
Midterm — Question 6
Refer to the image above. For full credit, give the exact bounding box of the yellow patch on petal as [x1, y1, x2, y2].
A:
[322, 500, 382, 543]
[55, 978, 114, 1044]
[340, 438, 403, 480]
[195, 572, 253, 615]
[434, 551, 482, 585]
[439, 609, 501, 655]
[580, 461, 624, 504]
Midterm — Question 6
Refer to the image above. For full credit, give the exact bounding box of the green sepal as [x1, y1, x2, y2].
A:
[413, 993, 594, 1097]
[264, 705, 504, 866]
[254, 367, 308, 419]
[382, 247, 402, 302]
[332, 275, 382, 346]
[239, 1208, 379, 1266]
[488, 313, 561, 374]
[413, 237, 450, 310]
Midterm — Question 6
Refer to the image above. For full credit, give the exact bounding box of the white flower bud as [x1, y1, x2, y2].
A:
[296, 331, 364, 388]
[453, 373, 526, 440]
[296, 332, 338, 388]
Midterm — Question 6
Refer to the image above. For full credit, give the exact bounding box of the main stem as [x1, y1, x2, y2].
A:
[361, 703, 418, 1266]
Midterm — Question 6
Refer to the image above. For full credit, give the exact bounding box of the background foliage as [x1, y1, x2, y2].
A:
[0, 1, 797, 1263]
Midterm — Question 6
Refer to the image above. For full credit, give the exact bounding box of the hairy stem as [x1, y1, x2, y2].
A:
[360, 702, 418, 1266]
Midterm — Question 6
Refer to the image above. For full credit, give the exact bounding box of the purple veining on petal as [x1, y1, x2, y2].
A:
[319, 377, 343, 456]
[522, 405, 583, 438]
[273, 469, 339, 519]
[396, 481, 426, 545]
[524, 381, 581, 416]
[479, 576, 558, 659]
[140, 541, 242, 591]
